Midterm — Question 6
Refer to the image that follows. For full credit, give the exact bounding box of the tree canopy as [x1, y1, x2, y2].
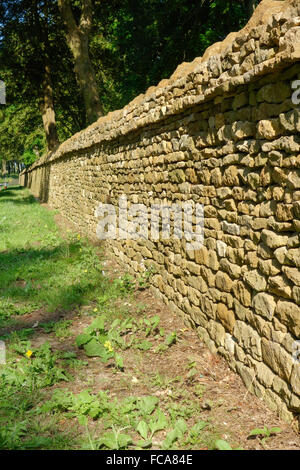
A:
[0, 0, 259, 169]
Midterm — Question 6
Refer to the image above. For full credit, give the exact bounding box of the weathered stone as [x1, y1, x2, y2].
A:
[234, 321, 262, 360]
[276, 301, 300, 337]
[207, 250, 219, 271]
[258, 259, 280, 276]
[207, 320, 226, 347]
[217, 303, 235, 333]
[221, 221, 240, 235]
[276, 204, 293, 222]
[199, 294, 217, 320]
[285, 249, 300, 268]
[255, 362, 274, 388]
[187, 286, 200, 306]
[290, 364, 300, 397]
[290, 393, 300, 412]
[232, 121, 255, 141]
[223, 166, 239, 186]
[274, 246, 288, 265]
[268, 276, 292, 299]
[236, 362, 256, 390]
[256, 82, 290, 104]
[215, 271, 233, 293]
[220, 258, 241, 279]
[246, 251, 259, 268]
[252, 293, 276, 321]
[287, 170, 300, 189]
[232, 281, 251, 307]
[216, 240, 227, 257]
[197, 327, 217, 355]
[292, 286, 300, 305]
[261, 229, 288, 249]
[273, 376, 291, 403]
[243, 270, 267, 292]
[194, 246, 208, 265]
[257, 119, 282, 140]
[261, 338, 293, 382]
[187, 275, 208, 293]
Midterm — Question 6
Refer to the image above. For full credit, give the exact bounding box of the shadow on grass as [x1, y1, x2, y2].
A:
[0, 186, 24, 195]
[0, 185, 107, 340]
[0, 244, 105, 336]
[0, 196, 36, 205]
[0, 187, 36, 205]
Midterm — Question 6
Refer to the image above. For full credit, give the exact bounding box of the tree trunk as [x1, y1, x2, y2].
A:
[2, 160, 7, 176]
[58, 0, 103, 125]
[40, 62, 59, 152]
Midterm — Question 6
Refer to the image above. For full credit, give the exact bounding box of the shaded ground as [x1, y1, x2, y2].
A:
[0, 186, 299, 450]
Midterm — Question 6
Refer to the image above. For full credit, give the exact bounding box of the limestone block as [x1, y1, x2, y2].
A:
[252, 292, 276, 321]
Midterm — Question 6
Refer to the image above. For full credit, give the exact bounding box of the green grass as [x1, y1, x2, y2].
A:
[0, 186, 128, 449]
[0, 186, 113, 318]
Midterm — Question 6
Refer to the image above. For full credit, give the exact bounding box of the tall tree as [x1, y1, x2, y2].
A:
[0, 0, 85, 161]
[37, 0, 60, 151]
[58, 0, 103, 125]
[40, 61, 59, 151]
[0, 0, 60, 151]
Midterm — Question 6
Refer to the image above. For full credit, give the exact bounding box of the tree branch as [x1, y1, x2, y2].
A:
[79, 0, 93, 35]
[57, 0, 78, 36]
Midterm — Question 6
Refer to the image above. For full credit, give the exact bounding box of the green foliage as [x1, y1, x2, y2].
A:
[1, 341, 71, 389]
[137, 266, 155, 289]
[40, 385, 213, 451]
[0, 104, 46, 165]
[154, 330, 177, 353]
[249, 425, 282, 438]
[0, 339, 73, 450]
[75, 310, 164, 368]
[98, 428, 132, 450]
[113, 273, 136, 295]
[248, 425, 282, 447]
[75, 316, 122, 369]
[93, 0, 253, 108]
[40, 319, 73, 339]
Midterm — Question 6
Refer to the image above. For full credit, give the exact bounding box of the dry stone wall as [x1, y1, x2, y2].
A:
[21, 0, 300, 426]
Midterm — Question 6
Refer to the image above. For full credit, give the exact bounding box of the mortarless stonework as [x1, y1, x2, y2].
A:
[20, 0, 300, 425]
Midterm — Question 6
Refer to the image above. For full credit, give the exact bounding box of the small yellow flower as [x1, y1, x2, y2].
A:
[93, 308, 98, 312]
[25, 350, 33, 358]
[104, 341, 114, 353]
[77, 234, 81, 239]
[84, 269, 88, 273]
